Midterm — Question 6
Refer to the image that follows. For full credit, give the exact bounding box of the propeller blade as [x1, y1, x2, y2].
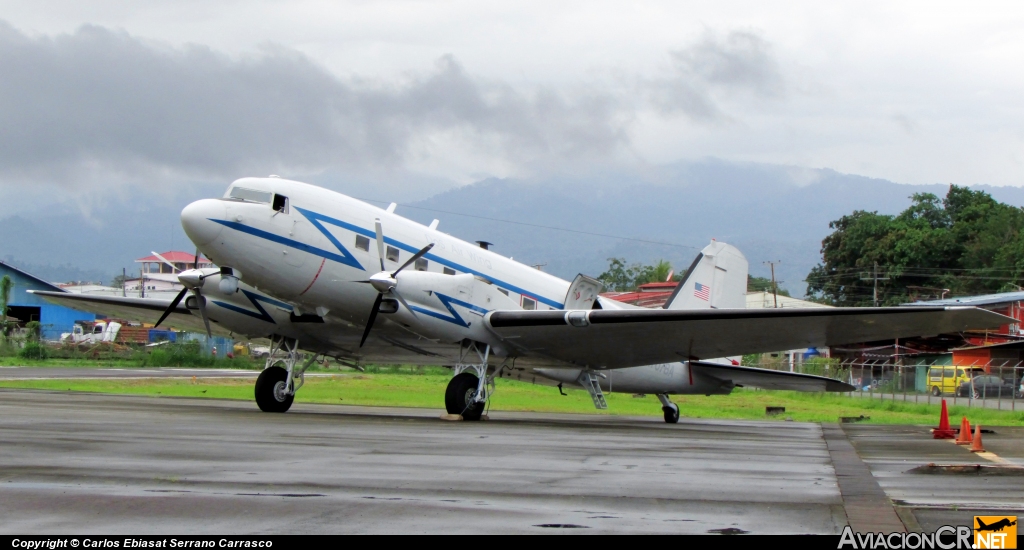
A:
[194, 290, 212, 337]
[374, 218, 386, 272]
[391, 289, 417, 318]
[151, 251, 181, 273]
[154, 287, 189, 328]
[193, 248, 200, 270]
[392, 243, 434, 277]
[359, 293, 384, 348]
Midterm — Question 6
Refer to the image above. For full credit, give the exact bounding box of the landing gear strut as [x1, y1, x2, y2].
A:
[255, 336, 316, 413]
[444, 341, 493, 421]
[658, 394, 680, 424]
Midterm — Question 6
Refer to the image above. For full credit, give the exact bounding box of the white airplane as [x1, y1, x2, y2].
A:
[33, 177, 1007, 422]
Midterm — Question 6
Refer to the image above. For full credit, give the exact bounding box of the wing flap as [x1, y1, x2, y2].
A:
[486, 306, 1008, 369]
[690, 360, 855, 392]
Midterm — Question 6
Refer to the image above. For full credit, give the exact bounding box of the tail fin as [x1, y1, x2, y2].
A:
[664, 240, 748, 310]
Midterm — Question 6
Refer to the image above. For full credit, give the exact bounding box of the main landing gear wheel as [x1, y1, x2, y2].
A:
[662, 404, 680, 424]
[255, 365, 294, 413]
[446, 372, 485, 421]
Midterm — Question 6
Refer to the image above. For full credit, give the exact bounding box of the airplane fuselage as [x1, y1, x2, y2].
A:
[183, 177, 571, 334]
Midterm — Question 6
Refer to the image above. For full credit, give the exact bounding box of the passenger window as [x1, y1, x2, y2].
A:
[443, 267, 456, 275]
[497, 288, 509, 296]
[386, 246, 400, 262]
[272, 194, 289, 213]
[355, 235, 370, 251]
[415, 258, 428, 271]
[522, 296, 537, 310]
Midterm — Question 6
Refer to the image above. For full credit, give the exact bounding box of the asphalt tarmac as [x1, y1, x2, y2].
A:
[1, 386, 1021, 534]
[0, 366, 262, 379]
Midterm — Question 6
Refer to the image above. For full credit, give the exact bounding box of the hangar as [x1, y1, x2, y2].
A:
[0, 260, 95, 340]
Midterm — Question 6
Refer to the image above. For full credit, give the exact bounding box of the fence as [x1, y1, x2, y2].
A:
[746, 357, 1024, 412]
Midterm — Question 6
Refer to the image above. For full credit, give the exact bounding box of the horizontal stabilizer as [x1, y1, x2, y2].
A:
[690, 361, 854, 392]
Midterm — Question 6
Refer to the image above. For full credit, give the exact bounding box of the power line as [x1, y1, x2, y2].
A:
[859, 262, 890, 307]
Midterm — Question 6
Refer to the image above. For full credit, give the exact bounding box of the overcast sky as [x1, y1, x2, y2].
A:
[1, 1, 1023, 206]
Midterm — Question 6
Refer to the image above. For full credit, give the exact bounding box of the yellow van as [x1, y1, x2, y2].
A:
[928, 366, 983, 396]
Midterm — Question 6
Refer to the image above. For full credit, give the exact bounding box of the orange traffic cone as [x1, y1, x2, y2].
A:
[955, 417, 973, 445]
[969, 424, 985, 453]
[933, 399, 955, 439]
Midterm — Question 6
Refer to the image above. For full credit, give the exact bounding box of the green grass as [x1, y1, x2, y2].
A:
[3, 370, 1024, 425]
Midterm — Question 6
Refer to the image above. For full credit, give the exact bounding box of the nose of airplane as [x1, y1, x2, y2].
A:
[181, 199, 226, 246]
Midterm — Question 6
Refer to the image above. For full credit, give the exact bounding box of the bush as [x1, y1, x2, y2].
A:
[142, 341, 215, 367]
[19, 342, 48, 360]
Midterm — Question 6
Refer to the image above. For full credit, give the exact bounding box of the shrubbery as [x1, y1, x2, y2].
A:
[18, 342, 48, 360]
[142, 341, 226, 367]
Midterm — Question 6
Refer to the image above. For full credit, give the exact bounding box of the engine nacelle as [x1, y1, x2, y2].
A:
[383, 271, 521, 347]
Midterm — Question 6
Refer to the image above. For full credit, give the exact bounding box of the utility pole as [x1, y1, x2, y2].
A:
[122, 267, 126, 297]
[860, 262, 890, 307]
[764, 261, 781, 308]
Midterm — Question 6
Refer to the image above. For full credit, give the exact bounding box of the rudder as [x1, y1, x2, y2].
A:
[664, 240, 748, 310]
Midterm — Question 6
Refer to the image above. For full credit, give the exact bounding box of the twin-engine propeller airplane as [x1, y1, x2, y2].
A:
[34, 177, 1009, 422]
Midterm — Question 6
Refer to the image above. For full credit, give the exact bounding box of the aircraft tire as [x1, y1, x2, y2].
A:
[255, 366, 294, 413]
[662, 405, 680, 424]
[445, 372, 484, 421]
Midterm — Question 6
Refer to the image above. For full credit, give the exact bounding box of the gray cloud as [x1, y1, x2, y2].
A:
[649, 30, 784, 121]
[0, 22, 630, 188]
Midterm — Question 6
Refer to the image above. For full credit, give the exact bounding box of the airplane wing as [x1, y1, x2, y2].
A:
[689, 361, 855, 392]
[486, 306, 1008, 369]
[28, 290, 230, 336]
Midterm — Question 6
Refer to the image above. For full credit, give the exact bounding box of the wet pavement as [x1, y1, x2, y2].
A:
[0, 387, 1020, 534]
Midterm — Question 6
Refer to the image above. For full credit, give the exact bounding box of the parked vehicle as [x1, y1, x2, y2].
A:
[956, 374, 1020, 399]
[928, 366, 983, 396]
[60, 320, 121, 344]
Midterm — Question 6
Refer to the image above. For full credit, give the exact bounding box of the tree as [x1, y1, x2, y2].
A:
[0, 275, 11, 338]
[598, 258, 677, 291]
[806, 185, 1024, 306]
[111, 273, 129, 290]
[747, 275, 790, 297]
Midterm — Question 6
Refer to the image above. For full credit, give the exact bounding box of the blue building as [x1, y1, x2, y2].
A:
[0, 260, 96, 340]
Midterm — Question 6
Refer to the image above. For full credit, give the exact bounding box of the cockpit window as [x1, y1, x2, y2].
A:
[272, 194, 289, 213]
[228, 187, 272, 203]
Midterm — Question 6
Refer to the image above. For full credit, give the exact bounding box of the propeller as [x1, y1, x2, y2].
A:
[151, 251, 182, 273]
[359, 218, 434, 347]
[154, 249, 212, 337]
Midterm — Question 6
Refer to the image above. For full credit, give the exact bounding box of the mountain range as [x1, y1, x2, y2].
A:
[4, 159, 1024, 297]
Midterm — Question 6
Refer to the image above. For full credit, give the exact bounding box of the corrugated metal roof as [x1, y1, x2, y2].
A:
[955, 339, 1024, 351]
[0, 260, 66, 293]
[903, 291, 1024, 307]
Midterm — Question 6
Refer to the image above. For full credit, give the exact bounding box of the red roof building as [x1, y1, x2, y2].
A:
[136, 251, 213, 275]
[601, 281, 678, 308]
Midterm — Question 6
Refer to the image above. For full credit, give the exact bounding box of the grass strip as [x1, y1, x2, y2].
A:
[2, 373, 1023, 425]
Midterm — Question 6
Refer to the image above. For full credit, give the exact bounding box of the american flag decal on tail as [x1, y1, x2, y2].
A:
[694, 282, 710, 301]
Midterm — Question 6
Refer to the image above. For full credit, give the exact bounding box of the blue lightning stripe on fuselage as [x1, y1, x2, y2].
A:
[212, 206, 563, 308]
[212, 289, 292, 324]
[210, 219, 365, 270]
[294, 207, 563, 309]
[408, 293, 489, 327]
